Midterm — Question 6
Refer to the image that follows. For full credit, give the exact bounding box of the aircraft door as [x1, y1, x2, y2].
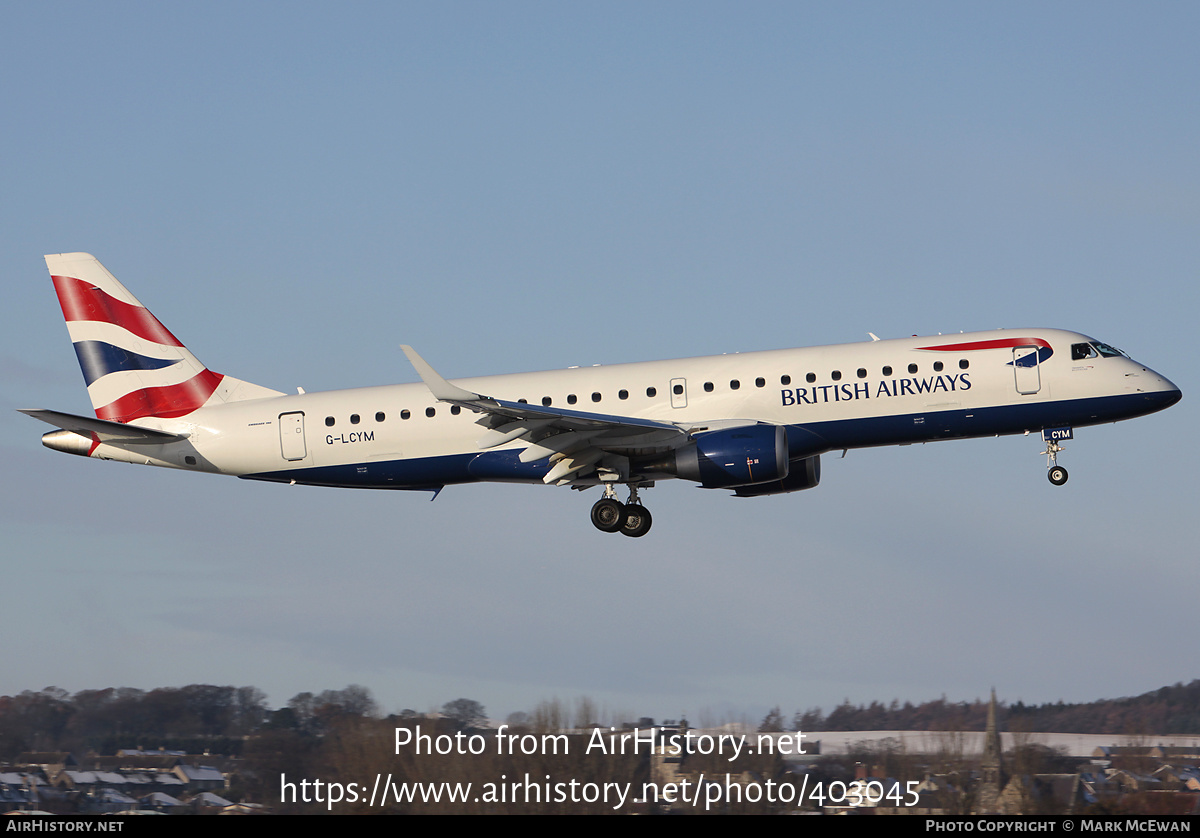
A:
[670, 378, 688, 408]
[279, 412, 307, 460]
[1012, 346, 1041, 395]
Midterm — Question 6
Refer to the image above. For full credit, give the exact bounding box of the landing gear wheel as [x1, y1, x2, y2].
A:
[620, 505, 653, 538]
[591, 498, 627, 533]
[1048, 466, 1068, 486]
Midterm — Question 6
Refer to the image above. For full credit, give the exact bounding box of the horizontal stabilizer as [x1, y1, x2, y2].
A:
[18, 409, 186, 444]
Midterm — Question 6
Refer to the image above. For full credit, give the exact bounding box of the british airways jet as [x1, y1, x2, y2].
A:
[22, 253, 1181, 537]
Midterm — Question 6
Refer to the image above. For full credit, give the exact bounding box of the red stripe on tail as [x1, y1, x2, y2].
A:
[52, 274, 185, 347]
[95, 370, 224, 422]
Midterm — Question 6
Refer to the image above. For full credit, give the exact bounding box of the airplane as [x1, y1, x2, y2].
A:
[22, 253, 1181, 537]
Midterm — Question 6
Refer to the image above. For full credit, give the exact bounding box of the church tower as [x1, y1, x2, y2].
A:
[975, 688, 1006, 814]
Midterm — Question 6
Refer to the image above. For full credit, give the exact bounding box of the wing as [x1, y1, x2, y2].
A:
[401, 345, 692, 485]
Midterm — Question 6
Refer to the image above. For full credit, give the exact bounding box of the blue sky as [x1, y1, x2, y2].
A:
[2, 2, 1196, 725]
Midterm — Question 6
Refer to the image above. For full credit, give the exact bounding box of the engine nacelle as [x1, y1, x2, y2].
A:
[673, 424, 789, 489]
[733, 455, 821, 497]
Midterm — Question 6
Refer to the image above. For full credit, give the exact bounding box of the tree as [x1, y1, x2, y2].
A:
[759, 706, 784, 732]
[441, 698, 486, 729]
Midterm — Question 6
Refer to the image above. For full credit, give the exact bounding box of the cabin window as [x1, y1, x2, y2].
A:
[592, 392, 602, 402]
[451, 405, 461, 415]
[830, 371, 841, 381]
[567, 394, 578, 405]
[781, 375, 791, 385]
[959, 359, 969, 369]
[542, 396, 552, 406]
[673, 384, 683, 395]
[325, 416, 335, 427]
[933, 361, 943, 372]
[401, 409, 411, 420]
[704, 382, 714, 392]
[730, 379, 740, 390]
[806, 373, 816, 383]
[426, 407, 436, 417]
[375, 412, 385, 422]
[755, 377, 765, 387]
[517, 399, 527, 404]
[618, 389, 628, 400]
[350, 414, 360, 425]
[908, 363, 918, 374]
[646, 386, 657, 397]
[857, 368, 867, 378]
[882, 366, 893, 376]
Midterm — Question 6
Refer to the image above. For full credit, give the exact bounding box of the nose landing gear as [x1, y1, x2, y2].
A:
[1048, 462, 1069, 486]
[590, 483, 654, 537]
[1040, 428, 1071, 486]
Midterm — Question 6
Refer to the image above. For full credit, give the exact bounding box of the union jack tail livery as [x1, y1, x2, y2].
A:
[46, 252, 279, 422]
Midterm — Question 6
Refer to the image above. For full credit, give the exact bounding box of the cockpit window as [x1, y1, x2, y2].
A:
[1092, 342, 1126, 358]
[1072, 343, 1097, 360]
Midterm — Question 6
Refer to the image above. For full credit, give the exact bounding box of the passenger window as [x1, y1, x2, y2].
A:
[882, 366, 892, 376]
[730, 380, 740, 390]
[908, 363, 918, 374]
[933, 361, 943, 372]
[592, 392, 602, 402]
[673, 384, 683, 395]
[350, 414, 360, 425]
[542, 396, 552, 406]
[517, 399, 527, 404]
[401, 410, 411, 420]
[618, 389, 628, 400]
[646, 387, 657, 397]
[781, 375, 791, 386]
[959, 359, 969, 369]
[830, 371, 841, 382]
[755, 377, 765, 388]
[375, 412, 385, 422]
[426, 407, 436, 417]
[451, 405, 461, 415]
[325, 416, 335, 427]
[704, 382, 714, 392]
[567, 394, 577, 405]
[857, 368, 867, 379]
[806, 373, 816, 383]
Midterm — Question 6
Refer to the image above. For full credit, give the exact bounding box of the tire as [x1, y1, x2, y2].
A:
[620, 505, 653, 538]
[1048, 466, 1068, 486]
[591, 498, 627, 533]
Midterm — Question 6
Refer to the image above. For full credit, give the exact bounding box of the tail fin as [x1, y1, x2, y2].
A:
[46, 252, 282, 423]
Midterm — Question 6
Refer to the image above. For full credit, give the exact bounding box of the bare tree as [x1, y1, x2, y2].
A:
[441, 698, 487, 729]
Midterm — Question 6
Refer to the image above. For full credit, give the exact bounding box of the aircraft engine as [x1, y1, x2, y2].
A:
[732, 454, 821, 496]
[669, 424, 790, 489]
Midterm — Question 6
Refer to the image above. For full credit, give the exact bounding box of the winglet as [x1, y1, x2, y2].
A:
[401, 345, 482, 402]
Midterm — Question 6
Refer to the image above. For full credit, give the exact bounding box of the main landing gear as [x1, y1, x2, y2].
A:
[590, 483, 653, 537]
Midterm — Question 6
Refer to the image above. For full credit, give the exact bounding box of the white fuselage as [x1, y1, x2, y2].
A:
[84, 328, 1179, 492]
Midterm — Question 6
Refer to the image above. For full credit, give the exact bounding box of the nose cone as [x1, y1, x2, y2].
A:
[1142, 369, 1182, 413]
[1158, 383, 1183, 409]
